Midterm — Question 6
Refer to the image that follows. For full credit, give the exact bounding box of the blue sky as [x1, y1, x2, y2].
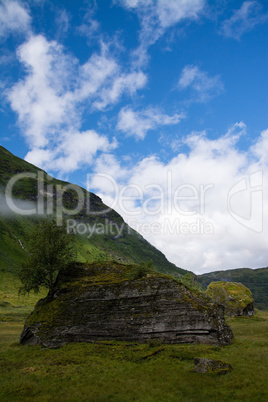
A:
[1, 0, 268, 273]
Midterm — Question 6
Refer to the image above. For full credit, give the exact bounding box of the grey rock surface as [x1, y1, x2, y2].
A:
[194, 358, 233, 375]
[20, 262, 233, 348]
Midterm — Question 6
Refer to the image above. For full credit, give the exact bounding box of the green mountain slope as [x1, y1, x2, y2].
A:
[0, 146, 186, 278]
[198, 268, 268, 309]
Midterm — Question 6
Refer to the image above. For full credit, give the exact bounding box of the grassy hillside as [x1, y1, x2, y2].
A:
[0, 145, 186, 278]
[198, 268, 268, 310]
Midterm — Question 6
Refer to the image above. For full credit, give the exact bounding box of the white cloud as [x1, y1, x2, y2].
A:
[117, 0, 205, 66]
[118, 0, 204, 28]
[92, 70, 147, 110]
[117, 0, 152, 10]
[178, 65, 224, 102]
[75, 46, 118, 102]
[221, 1, 268, 40]
[156, 0, 205, 28]
[117, 106, 184, 139]
[55, 9, 70, 35]
[251, 128, 268, 167]
[25, 130, 116, 174]
[76, 44, 147, 110]
[0, 51, 14, 65]
[6, 34, 146, 174]
[55, 131, 116, 173]
[8, 35, 78, 147]
[0, 1, 31, 38]
[91, 124, 268, 273]
[93, 153, 128, 181]
[77, 5, 100, 39]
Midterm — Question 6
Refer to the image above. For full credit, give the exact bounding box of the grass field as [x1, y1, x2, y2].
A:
[0, 271, 47, 322]
[0, 299, 268, 401]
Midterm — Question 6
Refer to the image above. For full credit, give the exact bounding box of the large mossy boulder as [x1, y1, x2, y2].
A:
[206, 281, 254, 317]
[20, 262, 233, 348]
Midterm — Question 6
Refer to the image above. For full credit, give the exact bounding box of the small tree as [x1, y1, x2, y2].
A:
[19, 217, 76, 295]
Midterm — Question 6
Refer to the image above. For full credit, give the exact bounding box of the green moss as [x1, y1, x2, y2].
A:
[206, 281, 254, 316]
[26, 297, 64, 328]
[198, 267, 268, 309]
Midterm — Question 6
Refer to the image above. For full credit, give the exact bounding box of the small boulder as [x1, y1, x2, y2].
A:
[206, 281, 254, 317]
[194, 358, 233, 375]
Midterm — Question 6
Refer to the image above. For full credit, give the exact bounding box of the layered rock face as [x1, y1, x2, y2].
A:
[20, 262, 233, 348]
[206, 281, 254, 317]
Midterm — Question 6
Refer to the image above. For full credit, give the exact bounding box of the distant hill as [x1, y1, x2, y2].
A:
[198, 268, 268, 310]
[0, 145, 187, 278]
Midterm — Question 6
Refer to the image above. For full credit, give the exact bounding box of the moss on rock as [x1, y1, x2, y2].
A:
[206, 281, 254, 317]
